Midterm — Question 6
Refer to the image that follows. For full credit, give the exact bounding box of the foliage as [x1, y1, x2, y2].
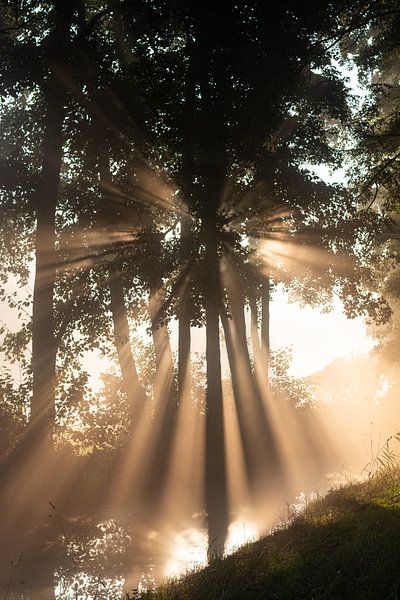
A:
[269, 346, 315, 408]
[363, 431, 400, 478]
[0, 0, 392, 427]
[0, 370, 27, 453]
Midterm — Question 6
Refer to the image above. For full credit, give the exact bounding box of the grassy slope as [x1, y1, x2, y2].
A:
[140, 470, 400, 600]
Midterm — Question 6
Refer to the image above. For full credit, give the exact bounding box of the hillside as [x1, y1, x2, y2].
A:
[138, 470, 400, 600]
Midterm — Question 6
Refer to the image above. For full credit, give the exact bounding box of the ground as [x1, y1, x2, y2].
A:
[137, 469, 400, 600]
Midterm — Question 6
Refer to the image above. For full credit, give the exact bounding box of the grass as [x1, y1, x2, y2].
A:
[137, 469, 400, 600]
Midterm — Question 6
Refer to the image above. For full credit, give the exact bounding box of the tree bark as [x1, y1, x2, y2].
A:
[250, 289, 261, 362]
[178, 27, 195, 404]
[261, 277, 271, 382]
[149, 289, 176, 399]
[178, 220, 192, 402]
[178, 299, 191, 400]
[221, 310, 258, 491]
[204, 219, 228, 559]
[108, 265, 147, 421]
[31, 1, 77, 436]
[98, 152, 147, 422]
[30, 94, 64, 436]
[145, 289, 177, 502]
[222, 267, 281, 496]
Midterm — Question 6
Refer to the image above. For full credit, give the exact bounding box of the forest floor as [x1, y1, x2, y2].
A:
[137, 468, 400, 600]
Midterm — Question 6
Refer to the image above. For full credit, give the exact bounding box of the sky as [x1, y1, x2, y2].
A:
[269, 285, 374, 377]
[172, 285, 374, 380]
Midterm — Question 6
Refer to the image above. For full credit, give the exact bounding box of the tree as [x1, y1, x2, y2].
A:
[345, 1, 400, 353]
[114, 0, 372, 555]
[0, 3, 85, 481]
[1, 0, 395, 571]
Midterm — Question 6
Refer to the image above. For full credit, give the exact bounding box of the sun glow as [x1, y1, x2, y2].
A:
[162, 528, 208, 578]
[162, 519, 260, 579]
[1, 183, 395, 600]
[167, 288, 375, 381]
[270, 286, 375, 378]
[225, 519, 259, 555]
[2, 4, 399, 598]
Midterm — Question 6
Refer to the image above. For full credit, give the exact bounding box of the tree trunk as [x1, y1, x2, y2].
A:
[108, 265, 147, 421]
[144, 289, 177, 504]
[178, 300, 191, 399]
[31, 94, 64, 436]
[98, 153, 147, 422]
[30, 0, 77, 442]
[149, 290, 176, 399]
[178, 219, 192, 402]
[178, 25, 195, 403]
[0, 0, 76, 549]
[250, 289, 261, 363]
[222, 267, 281, 496]
[204, 219, 228, 559]
[261, 277, 270, 382]
[221, 310, 258, 491]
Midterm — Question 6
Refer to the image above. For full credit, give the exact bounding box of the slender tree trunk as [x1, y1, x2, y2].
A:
[179, 26, 195, 403]
[221, 310, 258, 490]
[178, 299, 191, 399]
[178, 219, 192, 402]
[250, 290, 261, 361]
[205, 219, 228, 558]
[108, 265, 147, 420]
[149, 289, 176, 396]
[261, 277, 270, 382]
[222, 267, 281, 495]
[31, 0, 75, 437]
[151, 314, 176, 441]
[145, 289, 177, 503]
[98, 153, 147, 422]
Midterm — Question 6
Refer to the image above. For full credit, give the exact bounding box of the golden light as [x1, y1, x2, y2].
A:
[270, 287, 376, 377]
[225, 519, 259, 555]
[1, 136, 394, 599]
[162, 528, 208, 578]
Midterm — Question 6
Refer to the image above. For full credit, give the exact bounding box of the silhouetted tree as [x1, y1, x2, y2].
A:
[114, 0, 373, 554]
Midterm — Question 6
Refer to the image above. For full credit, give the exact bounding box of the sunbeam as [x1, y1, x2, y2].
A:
[1, 1, 398, 597]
